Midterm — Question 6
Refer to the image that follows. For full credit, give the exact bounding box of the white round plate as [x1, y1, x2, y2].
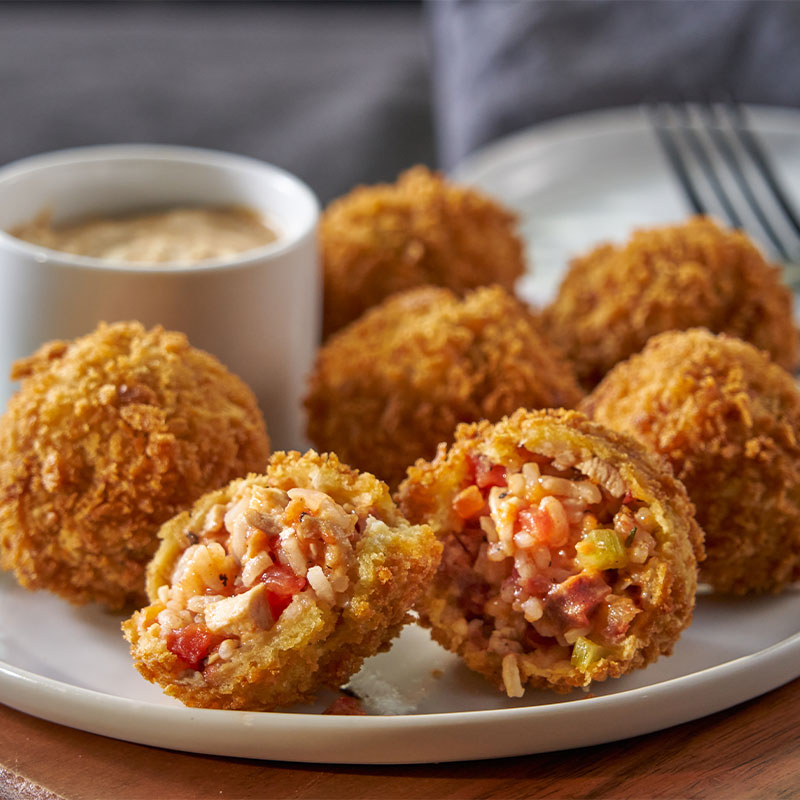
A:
[2, 106, 800, 764]
[0, 572, 799, 764]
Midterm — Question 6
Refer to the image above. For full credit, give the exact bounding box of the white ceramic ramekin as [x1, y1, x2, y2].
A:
[0, 144, 320, 450]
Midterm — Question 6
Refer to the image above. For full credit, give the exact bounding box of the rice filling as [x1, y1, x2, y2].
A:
[445, 449, 663, 693]
[155, 484, 362, 673]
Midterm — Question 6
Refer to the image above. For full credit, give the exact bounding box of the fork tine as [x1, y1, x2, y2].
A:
[648, 101, 799, 266]
[724, 101, 800, 240]
[648, 102, 746, 229]
[670, 103, 745, 230]
[700, 103, 793, 262]
[645, 103, 704, 216]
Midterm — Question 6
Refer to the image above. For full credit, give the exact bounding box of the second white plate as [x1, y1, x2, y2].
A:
[453, 104, 800, 308]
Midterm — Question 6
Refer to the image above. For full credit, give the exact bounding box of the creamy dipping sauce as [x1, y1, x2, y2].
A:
[9, 206, 278, 265]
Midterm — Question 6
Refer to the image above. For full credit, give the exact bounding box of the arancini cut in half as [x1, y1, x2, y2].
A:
[123, 450, 441, 710]
[397, 409, 703, 697]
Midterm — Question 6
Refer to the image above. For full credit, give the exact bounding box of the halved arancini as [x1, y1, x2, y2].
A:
[397, 409, 703, 696]
[124, 450, 441, 710]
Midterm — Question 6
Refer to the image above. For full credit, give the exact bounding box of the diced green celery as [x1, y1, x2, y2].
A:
[571, 636, 609, 670]
[576, 528, 628, 570]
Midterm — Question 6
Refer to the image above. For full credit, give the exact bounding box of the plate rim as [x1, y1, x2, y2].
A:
[0, 623, 798, 763]
[452, 103, 800, 186]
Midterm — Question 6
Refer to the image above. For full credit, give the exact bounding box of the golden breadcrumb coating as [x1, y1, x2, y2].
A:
[123, 450, 441, 710]
[320, 165, 526, 338]
[306, 285, 584, 489]
[397, 409, 702, 696]
[543, 216, 798, 388]
[0, 321, 270, 610]
[582, 328, 800, 594]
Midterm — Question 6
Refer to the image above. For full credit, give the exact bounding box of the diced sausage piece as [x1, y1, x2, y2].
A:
[543, 572, 611, 631]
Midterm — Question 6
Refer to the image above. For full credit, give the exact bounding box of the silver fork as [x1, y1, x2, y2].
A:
[646, 101, 800, 288]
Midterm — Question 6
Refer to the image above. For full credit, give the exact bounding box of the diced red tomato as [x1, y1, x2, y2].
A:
[322, 694, 366, 716]
[467, 454, 507, 490]
[260, 564, 307, 621]
[166, 623, 221, 671]
[260, 564, 307, 594]
[266, 592, 293, 620]
[516, 506, 554, 542]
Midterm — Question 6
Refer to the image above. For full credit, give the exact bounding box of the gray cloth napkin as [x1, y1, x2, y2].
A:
[428, 0, 800, 169]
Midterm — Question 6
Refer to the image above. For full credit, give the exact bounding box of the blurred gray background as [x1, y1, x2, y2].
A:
[2, 1, 800, 204]
[0, 1, 435, 205]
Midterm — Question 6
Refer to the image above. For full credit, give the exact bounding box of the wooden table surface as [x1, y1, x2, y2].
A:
[1, 677, 798, 800]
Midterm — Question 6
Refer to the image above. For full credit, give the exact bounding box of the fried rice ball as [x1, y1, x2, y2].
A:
[305, 285, 584, 489]
[397, 408, 703, 696]
[542, 216, 798, 389]
[581, 328, 800, 595]
[0, 321, 270, 610]
[320, 165, 526, 338]
[123, 450, 441, 710]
